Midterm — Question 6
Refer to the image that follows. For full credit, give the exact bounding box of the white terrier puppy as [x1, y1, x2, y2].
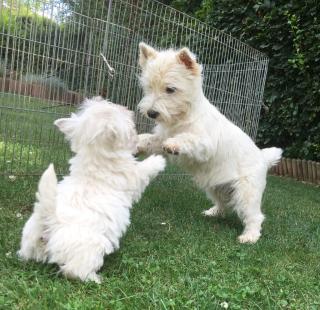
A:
[18, 97, 166, 283]
[137, 42, 282, 244]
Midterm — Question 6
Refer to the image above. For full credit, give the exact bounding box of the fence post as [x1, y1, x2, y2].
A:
[284, 158, 289, 176]
[312, 161, 317, 184]
[99, 0, 114, 96]
[308, 161, 312, 183]
[278, 158, 283, 176]
[292, 159, 297, 179]
[296, 159, 302, 181]
[275, 161, 279, 175]
[84, 21, 94, 96]
[287, 158, 292, 178]
[317, 162, 320, 185]
[302, 159, 307, 181]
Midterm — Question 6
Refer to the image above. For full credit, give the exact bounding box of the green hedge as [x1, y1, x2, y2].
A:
[0, 9, 61, 75]
[168, 0, 320, 161]
[0, 8, 98, 93]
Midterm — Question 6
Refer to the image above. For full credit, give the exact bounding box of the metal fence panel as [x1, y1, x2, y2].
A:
[0, 0, 268, 175]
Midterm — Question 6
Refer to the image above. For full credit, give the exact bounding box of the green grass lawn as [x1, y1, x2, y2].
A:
[0, 93, 74, 175]
[0, 173, 319, 309]
[1, 92, 320, 308]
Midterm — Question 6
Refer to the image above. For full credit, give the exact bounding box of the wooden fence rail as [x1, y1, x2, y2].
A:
[0, 77, 83, 105]
[270, 158, 320, 185]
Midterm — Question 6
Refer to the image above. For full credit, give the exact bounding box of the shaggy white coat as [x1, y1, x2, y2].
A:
[137, 43, 282, 243]
[18, 98, 166, 282]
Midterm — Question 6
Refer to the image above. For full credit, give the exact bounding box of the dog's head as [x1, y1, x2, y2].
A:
[138, 42, 203, 125]
[54, 98, 137, 154]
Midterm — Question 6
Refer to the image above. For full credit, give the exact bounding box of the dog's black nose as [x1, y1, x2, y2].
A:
[147, 110, 159, 119]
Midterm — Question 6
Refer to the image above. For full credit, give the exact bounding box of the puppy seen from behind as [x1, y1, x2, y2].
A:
[18, 97, 166, 283]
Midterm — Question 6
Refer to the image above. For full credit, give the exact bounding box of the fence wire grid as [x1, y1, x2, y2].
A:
[0, 0, 269, 176]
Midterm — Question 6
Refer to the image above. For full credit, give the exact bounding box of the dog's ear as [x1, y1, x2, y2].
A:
[177, 48, 200, 74]
[107, 115, 133, 142]
[54, 117, 77, 138]
[139, 42, 157, 68]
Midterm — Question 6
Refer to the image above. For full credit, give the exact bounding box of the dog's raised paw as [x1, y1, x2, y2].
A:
[151, 155, 166, 172]
[137, 133, 153, 154]
[162, 139, 180, 155]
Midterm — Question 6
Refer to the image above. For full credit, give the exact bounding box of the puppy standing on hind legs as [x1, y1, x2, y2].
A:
[18, 98, 166, 283]
[137, 42, 282, 243]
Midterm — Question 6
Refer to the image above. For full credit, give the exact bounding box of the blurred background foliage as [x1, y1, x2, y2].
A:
[162, 0, 320, 161]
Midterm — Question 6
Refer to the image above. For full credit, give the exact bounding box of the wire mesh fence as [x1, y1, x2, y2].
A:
[0, 0, 268, 176]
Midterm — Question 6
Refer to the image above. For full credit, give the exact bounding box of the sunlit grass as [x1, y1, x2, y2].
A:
[0, 174, 319, 309]
[0, 93, 73, 175]
[0, 92, 319, 309]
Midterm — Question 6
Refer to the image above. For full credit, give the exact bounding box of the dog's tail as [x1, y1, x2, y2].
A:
[34, 163, 58, 221]
[261, 147, 283, 169]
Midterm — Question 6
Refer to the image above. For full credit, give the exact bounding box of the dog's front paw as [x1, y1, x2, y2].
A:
[162, 139, 180, 155]
[137, 133, 154, 154]
[150, 155, 166, 172]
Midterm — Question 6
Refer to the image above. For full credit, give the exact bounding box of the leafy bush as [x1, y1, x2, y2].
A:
[0, 8, 62, 75]
[165, 0, 320, 161]
[0, 8, 84, 91]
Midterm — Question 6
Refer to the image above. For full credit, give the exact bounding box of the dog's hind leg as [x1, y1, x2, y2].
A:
[18, 213, 48, 262]
[233, 178, 265, 244]
[48, 228, 111, 284]
[202, 183, 234, 217]
[202, 189, 225, 217]
[237, 206, 264, 244]
[203, 206, 223, 217]
[61, 252, 104, 284]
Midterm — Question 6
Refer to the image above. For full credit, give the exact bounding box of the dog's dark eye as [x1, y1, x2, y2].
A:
[165, 86, 176, 94]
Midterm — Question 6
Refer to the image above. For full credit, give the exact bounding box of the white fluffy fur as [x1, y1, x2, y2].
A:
[18, 98, 166, 283]
[137, 42, 282, 244]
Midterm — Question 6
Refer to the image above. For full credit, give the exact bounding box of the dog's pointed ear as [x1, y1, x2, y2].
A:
[177, 47, 200, 74]
[139, 42, 157, 68]
[54, 117, 77, 138]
